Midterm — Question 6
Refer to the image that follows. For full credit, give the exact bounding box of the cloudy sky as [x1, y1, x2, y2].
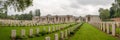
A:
[8, 0, 115, 17]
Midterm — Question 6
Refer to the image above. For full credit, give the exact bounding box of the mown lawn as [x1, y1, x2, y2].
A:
[0, 23, 71, 40]
[69, 23, 118, 40]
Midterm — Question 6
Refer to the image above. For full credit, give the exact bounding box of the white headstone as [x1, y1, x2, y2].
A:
[112, 22, 116, 36]
[106, 23, 110, 34]
[65, 30, 67, 38]
[100, 23, 103, 30]
[54, 34, 58, 40]
[45, 36, 50, 40]
[21, 29, 25, 36]
[103, 22, 105, 32]
[29, 29, 33, 36]
[11, 30, 16, 38]
[36, 28, 39, 34]
[60, 31, 64, 40]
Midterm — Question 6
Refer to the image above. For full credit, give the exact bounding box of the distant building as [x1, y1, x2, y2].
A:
[32, 15, 83, 24]
[85, 15, 101, 22]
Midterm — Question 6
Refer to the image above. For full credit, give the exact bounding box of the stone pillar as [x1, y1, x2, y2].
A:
[45, 36, 50, 40]
[112, 22, 116, 36]
[29, 29, 33, 36]
[58, 17, 60, 23]
[21, 29, 25, 36]
[11, 30, 16, 38]
[36, 28, 39, 34]
[106, 23, 110, 34]
[86, 17, 88, 22]
[54, 34, 58, 40]
[54, 17, 56, 23]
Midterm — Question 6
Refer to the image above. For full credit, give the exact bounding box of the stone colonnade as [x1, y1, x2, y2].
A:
[33, 15, 82, 24]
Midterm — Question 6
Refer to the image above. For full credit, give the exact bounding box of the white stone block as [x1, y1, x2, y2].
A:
[11, 30, 16, 38]
[21, 29, 25, 36]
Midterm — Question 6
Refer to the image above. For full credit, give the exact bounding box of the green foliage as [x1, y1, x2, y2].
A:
[35, 9, 41, 16]
[99, 8, 110, 20]
[13, 13, 33, 20]
[0, 0, 33, 19]
[109, 0, 120, 18]
[1, 0, 33, 12]
[0, 13, 7, 19]
[7, 11, 33, 20]
[99, 0, 120, 20]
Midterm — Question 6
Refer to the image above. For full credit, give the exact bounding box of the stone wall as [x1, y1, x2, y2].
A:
[32, 15, 83, 24]
[85, 15, 101, 22]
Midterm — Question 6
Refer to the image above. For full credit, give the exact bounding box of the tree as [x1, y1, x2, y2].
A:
[28, 11, 33, 20]
[99, 8, 110, 20]
[0, 0, 33, 17]
[110, 4, 116, 18]
[109, 0, 120, 18]
[0, 0, 33, 19]
[35, 9, 41, 16]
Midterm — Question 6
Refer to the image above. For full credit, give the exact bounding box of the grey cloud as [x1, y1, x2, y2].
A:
[76, 0, 114, 5]
[69, 0, 114, 9]
[70, 3, 80, 8]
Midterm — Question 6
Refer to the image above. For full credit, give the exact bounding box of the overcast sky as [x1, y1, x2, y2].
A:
[8, 0, 115, 17]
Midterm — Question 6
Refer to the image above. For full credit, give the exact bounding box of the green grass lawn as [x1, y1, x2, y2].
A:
[116, 28, 120, 35]
[69, 23, 118, 40]
[0, 23, 72, 40]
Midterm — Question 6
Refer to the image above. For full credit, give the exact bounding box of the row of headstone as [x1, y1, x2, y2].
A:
[11, 24, 71, 39]
[44, 23, 83, 40]
[11, 28, 39, 38]
[45, 31, 68, 40]
[44, 23, 77, 40]
[45, 33, 59, 40]
[49, 24, 71, 33]
[90, 22, 120, 36]
[0, 19, 75, 27]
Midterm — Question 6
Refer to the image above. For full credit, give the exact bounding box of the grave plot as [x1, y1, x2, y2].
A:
[40, 23, 83, 40]
[69, 23, 118, 40]
[0, 23, 73, 40]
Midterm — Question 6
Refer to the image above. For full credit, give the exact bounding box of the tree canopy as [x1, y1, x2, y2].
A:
[0, 0, 33, 19]
[35, 9, 41, 16]
[110, 0, 120, 18]
[0, 0, 33, 12]
[99, 0, 120, 20]
[99, 8, 110, 20]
